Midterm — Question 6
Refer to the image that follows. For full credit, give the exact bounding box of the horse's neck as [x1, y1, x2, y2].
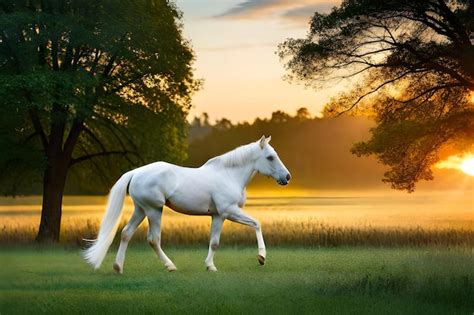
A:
[225, 162, 256, 190]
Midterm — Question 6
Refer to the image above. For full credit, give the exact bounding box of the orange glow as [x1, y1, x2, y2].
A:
[436, 154, 474, 176]
[460, 157, 474, 176]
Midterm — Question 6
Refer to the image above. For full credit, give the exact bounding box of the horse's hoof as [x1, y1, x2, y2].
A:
[113, 262, 122, 274]
[206, 265, 218, 272]
[167, 265, 177, 272]
[257, 255, 265, 266]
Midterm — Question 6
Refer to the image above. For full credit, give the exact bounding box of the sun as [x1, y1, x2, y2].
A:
[460, 157, 474, 176]
[435, 154, 474, 177]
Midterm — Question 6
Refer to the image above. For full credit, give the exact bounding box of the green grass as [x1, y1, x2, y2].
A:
[1, 246, 473, 314]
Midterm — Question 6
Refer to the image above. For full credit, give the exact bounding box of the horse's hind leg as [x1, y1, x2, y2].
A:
[113, 206, 145, 274]
[146, 207, 177, 272]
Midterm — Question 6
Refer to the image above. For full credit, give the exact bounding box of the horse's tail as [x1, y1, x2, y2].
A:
[83, 171, 135, 269]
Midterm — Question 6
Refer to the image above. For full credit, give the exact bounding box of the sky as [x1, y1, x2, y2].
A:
[174, 1, 474, 183]
[175, 0, 341, 123]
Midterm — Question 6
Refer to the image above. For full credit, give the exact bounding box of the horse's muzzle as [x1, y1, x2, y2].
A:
[277, 173, 291, 185]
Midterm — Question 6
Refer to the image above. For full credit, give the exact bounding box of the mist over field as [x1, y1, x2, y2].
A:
[186, 114, 470, 191]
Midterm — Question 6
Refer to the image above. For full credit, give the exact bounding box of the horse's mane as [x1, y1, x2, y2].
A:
[204, 142, 259, 168]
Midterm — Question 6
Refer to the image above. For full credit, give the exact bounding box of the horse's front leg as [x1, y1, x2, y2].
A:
[225, 206, 266, 265]
[205, 214, 224, 272]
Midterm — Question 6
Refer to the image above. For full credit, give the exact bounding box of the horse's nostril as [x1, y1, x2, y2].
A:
[286, 173, 291, 181]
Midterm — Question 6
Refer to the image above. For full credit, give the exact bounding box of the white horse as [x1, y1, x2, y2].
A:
[84, 136, 291, 273]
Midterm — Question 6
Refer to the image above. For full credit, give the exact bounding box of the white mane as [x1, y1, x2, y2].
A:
[204, 142, 259, 167]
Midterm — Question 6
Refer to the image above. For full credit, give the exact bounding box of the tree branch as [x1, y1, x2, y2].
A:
[63, 118, 83, 159]
[70, 150, 139, 166]
[338, 70, 421, 115]
[28, 108, 48, 149]
[91, 115, 145, 164]
[89, 49, 102, 75]
[394, 82, 463, 104]
[51, 35, 59, 71]
[434, 0, 471, 45]
[107, 73, 146, 94]
[82, 125, 107, 152]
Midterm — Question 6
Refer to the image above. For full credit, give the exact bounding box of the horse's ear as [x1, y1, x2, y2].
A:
[266, 135, 271, 143]
[259, 135, 266, 149]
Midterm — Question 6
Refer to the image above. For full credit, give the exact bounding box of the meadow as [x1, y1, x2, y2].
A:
[1, 189, 473, 247]
[1, 189, 473, 314]
[1, 246, 473, 314]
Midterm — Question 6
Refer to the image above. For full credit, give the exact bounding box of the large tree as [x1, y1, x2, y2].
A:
[279, 0, 474, 191]
[0, 0, 197, 241]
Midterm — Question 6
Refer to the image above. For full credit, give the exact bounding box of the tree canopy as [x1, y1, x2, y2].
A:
[0, 0, 198, 240]
[279, 0, 474, 191]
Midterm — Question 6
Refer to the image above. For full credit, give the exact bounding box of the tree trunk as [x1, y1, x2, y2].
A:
[36, 158, 69, 242]
[35, 111, 82, 243]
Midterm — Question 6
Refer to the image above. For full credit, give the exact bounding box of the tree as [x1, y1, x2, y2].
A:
[214, 118, 232, 130]
[188, 113, 213, 142]
[295, 107, 311, 120]
[0, 0, 198, 241]
[270, 110, 291, 123]
[279, 0, 474, 192]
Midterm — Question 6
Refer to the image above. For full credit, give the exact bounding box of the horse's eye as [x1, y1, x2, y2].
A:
[266, 156, 274, 161]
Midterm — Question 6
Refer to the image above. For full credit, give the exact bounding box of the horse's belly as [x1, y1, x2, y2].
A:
[163, 168, 218, 215]
[165, 196, 214, 216]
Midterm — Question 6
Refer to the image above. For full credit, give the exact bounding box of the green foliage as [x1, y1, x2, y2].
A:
[352, 114, 474, 191]
[0, 107, 44, 195]
[279, 0, 474, 191]
[67, 104, 189, 194]
[0, 0, 198, 194]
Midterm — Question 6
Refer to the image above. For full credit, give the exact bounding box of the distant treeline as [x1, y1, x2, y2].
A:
[186, 109, 389, 189]
[13, 108, 460, 195]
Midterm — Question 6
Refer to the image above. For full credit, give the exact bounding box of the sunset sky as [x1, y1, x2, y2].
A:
[176, 0, 341, 122]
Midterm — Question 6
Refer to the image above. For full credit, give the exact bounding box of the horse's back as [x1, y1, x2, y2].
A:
[128, 162, 213, 211]
[128, 162, 180, 207]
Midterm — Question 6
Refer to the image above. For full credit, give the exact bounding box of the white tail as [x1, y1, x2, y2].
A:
[83, 171, 134, 269]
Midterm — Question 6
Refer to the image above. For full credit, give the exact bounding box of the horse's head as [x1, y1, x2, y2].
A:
[255, 136, 291, 186]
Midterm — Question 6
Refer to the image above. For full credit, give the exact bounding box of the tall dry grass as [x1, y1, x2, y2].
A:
[1, 192, 473, 247]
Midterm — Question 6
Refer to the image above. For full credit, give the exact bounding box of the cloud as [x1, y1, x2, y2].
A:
[216, 0, 296, 19]
[281, 3, 335, 25]
[215, 0, 340, 24]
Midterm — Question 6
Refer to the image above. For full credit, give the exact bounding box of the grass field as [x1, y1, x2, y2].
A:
[1, 246, 473, 314]
[1, 191, 473, 247]
[1, 191, 473, 313]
